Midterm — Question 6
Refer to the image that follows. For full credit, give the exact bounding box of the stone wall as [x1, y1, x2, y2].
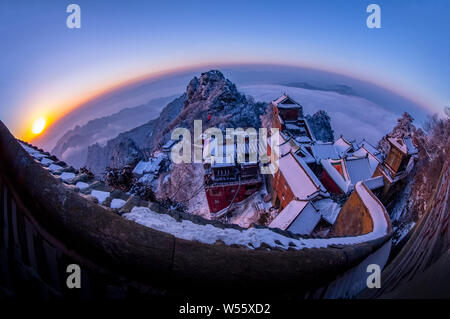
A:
[330, 191, 373, 236]
[0, 121, 391, 299]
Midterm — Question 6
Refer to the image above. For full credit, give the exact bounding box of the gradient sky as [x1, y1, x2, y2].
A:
[0, 0, 449, 139]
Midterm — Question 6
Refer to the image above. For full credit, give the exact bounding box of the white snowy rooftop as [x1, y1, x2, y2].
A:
[279, 152, 324, 199]
[269, 200, 309, 231]
[133, 154, 165, 175]
[388, 137, 418, 155]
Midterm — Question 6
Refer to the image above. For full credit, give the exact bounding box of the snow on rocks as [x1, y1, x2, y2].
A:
[91, 190, 110, 204]
[61, 172, 75, 181]
[32, 152, 46, 159]
[75, 182, 89, 190]
[41, 158, 53, 166]
[48, 164, 63, 171]
[110, 198, 126, 209]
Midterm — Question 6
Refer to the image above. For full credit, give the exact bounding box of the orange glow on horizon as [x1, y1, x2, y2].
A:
[21, 60, 435, 143]
[22, 62, 217, 142]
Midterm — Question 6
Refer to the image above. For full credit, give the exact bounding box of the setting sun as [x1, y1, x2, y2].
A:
[31, 117, 46, 135]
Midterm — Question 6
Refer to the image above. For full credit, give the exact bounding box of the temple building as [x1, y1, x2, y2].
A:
[271, 93, 315, 144]
[203, 132, 262, 214]
[372, 136, 418, 196]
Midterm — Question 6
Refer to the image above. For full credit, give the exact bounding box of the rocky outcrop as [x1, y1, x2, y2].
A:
[160, 70, 266, 143]
[306, 110, 334, 142]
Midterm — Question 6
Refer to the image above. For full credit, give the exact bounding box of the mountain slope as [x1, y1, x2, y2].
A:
[51, 96, 176, 168]
[85, 94, 186, 174]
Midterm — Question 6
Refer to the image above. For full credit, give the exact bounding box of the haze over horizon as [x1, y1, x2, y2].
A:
[1, 0, 449, 142]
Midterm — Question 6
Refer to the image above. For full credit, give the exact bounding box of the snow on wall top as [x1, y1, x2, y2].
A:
[15, 139, 390, 253]
[124, 179, 390, 251]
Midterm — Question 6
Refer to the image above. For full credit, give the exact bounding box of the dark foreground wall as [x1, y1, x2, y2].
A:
[0, 121, 390, 299]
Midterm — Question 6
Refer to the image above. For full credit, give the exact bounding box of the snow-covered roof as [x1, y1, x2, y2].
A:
[133, 156, 164, 175]
[359, 140, 381, 157]
[270, 199, 339, 235]
[286, 203, 322, 235]
[162, 139, 178, 150]
[312, 198, 341, 225]
[352, 148, 380, 176]
[311, 136, 356, 162]
[334, 136, 353, 155]
[295, 146, 316, 164]
[269, 200, 309, 230]
[279, 152, 323, 199]
[321, 159, 352, 193]
[278, 102, 301, 109]
[345, 157, 373, 185]
[311, 143, 340, 160]
[404, 137, 418, 155]
[388, 137, 417, 155]
[294, 135, 312, 144]
[321, 155, 376, 193]
[111, 198, 126, 209]
[388, 137, 407, 154]
[285, 123, 303, 131]
[75, 181, 89, 190]
[48, 164, 62, 171]
[271, 133, 299, 157]
[272, 94, 302, 109]
[133, 160, 150, 175]
[294, 154, 327, 193]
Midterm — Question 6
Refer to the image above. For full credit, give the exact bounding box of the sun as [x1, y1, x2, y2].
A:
[31, 117, 47, 135]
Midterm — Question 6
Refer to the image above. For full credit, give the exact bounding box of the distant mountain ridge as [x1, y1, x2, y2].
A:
[51, 95, 176, 168]
[85, 94, 186, 174]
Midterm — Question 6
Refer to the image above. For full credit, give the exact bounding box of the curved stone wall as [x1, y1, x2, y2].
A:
[0, 121, 392, 298]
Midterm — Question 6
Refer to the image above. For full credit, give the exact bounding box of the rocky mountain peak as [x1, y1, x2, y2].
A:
[185, 70, 238, 107]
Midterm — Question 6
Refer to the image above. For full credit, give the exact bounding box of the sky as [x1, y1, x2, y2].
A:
[0, 0, 449, 140]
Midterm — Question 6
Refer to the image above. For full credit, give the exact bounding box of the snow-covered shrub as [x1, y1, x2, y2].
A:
[104, 165, 135, 192]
